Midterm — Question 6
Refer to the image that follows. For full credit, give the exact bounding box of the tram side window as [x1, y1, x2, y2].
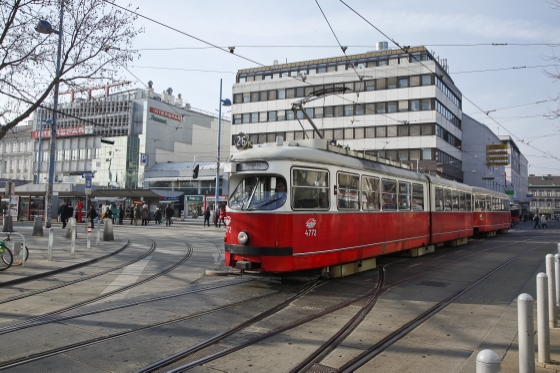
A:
[361, 176, 380, 210]
[466, 192, 472, 211]
[435, 186, 444, 211]
[486, 196, 492, 211]
[492, 197, 499, 211]
[504, 199, 510, 211]
[337, 172, 359, 210]
[459, 191, 466, 211]
[412, 183, 424, 211]
[381, 179, 397, 210]
[451, 189, 460, 211]
[292, 168, 329, 209]
[475, 195, 485, 211]
[444, 188, 452, 211]
[398, 181, 411, 210]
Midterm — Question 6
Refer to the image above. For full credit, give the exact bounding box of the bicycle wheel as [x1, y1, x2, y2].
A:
[0, 247, 13, 271]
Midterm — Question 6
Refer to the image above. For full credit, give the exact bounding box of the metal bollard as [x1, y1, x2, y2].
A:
[87, 224, 91, 249]
[475, 349, 500, 373]
[546, 254, 558, 327]
[537, 272, 551, 363]
[20, 243, 25, 267]
[96, 222, 100, 245]
[48, 228, 53, 261]
[518, 293, 535, 373]
[71, 224, 76, 255]
[556, 253, 560, 307]
[558, 242, 560, 254]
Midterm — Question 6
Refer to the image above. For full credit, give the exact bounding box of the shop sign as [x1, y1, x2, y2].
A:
[132, 200, 143, 205]
[31, 126, 89, 139]
[149, 107, 182, 122]
[150, 114, 167, 124]
[186, 196, 203, 202]
[160, 196, 179, 201]
[206, 196, 228, 202]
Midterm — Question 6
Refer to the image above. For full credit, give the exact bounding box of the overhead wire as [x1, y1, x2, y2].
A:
[338, 0, 560, 164]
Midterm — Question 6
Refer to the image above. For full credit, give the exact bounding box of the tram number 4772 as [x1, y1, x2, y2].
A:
[305, 229, 317, 237]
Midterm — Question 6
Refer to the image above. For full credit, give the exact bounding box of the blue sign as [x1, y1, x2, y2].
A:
[82, 171, 94, 178]
[85, 177, 92, 188]
[140, 153, 147, 165]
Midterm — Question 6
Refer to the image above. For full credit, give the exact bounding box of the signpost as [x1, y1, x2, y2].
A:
[83, 172, 93, 232]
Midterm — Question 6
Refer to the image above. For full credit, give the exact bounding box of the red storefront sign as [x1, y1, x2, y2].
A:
[149, 107, 182, 122]
[31, 126, 88, 139]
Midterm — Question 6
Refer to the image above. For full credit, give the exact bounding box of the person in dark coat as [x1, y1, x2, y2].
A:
[60, 201, 69, 228]
[154, 208, 162, 224]
[87, 204, 98, 229]
[141, 204, 149, 226]
[118, 204, 124, 225]
[203, 207, 211, 227]
[165, 204, 174, 226]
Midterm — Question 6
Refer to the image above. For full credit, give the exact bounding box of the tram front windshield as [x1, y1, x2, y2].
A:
[229, 176, 287, 211]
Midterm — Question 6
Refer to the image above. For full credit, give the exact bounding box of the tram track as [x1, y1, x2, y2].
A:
[0, 239, 194, 335]
[147, 235, 558, 373]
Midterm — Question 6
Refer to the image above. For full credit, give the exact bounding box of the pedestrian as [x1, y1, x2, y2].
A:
[118, 204, 124, 225]
[87, 204, 98, 229]
[105, 206, 113, 224]
[218, 205, 226, 228]
[533, 214, 541, 229]
[154, 208, 162, 224]
[76, 200, 84, 223]
[134, 204, 141, 226]
[129, 205, 134, 225]
[141, 204, 149, 226]
[59, 201, 69, 228]
[165, 204, 174, 226]
[542, 215, 548, 228]
[203, 207, 211, 227]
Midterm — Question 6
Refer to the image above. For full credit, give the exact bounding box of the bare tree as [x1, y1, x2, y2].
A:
[0, 0, 141, 139]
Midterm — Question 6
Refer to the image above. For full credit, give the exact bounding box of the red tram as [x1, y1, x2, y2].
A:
[224, 139, 510, 274]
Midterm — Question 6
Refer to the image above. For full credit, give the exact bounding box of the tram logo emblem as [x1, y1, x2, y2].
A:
[224, 216, 231, 226]
[305, 218, 316, 229]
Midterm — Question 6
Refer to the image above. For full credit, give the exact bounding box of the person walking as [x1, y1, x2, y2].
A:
[533, 214, 541, 229]
[87, 204, 98, 229]
[154, 208, 162, 224]
[76, 200, 84, 223]
[134, 204, 141, 226]
[203, 207, 211, 227]
[60, 201, 68, 228]
[165, 204, 174, 226]
[118, 204, 124, 225]
[104, 207, 113, 224]
[218, 206, 226, 228]
[141, 204, 149, 226]
[542, 215, 549, 228]
[129, 205, 134, 225]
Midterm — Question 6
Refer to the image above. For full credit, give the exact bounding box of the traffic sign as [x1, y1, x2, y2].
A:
[85, 176, 92, 195]
[140, 153, 147, 165]
[82, 172, 94, 178]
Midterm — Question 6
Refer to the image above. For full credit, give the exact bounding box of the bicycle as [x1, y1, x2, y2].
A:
[0, 240, 13, 271]
[2, 234, 29, 266]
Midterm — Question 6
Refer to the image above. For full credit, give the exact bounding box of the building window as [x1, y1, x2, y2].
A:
[398, 101, 409, 112]
[387, 102, 397, 113]
[421, 99, 432, 110]
[421, 75, 431, 86]
[259, 112, 267, 122]
[387, 77, 397, 89]
[398, 77, 409, 88]
[376, 126, 386, 137]
[268, 111, 277, 121]
[376, 103, 386, 114]
[387, 126, 397, 137]
[365, 80, 375, 91]
[314, 107, 323, 118]
[234, 114, 242, 124]
[410, 100, 420, 111]
[251, 92, 259, 102]
[278, 89, 285, 99]
[242, 113, 250, 123]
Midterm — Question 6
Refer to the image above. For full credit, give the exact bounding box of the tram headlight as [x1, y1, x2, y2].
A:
[238, 231, 250, 245]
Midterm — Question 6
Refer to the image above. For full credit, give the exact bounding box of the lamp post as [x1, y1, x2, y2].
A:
[215, 79, 231, 213]
[35, 3, 64, 228]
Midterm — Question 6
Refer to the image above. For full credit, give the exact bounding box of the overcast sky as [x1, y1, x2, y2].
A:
[112, 0, 560, 175]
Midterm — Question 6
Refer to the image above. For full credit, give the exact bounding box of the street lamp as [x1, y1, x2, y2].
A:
[35, 4, 64, 228]
[215, 79, 231, 213]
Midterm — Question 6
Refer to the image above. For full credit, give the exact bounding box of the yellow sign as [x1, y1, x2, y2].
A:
[486, 144, 507, 150]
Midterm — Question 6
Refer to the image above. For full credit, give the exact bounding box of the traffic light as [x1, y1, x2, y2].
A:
[192, 164, 199, 179]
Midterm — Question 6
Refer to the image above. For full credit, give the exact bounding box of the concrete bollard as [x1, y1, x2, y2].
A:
[558, 242, 560, 254]
[546, 254, 558, 327]
[70, 224, 76, 255]
[2, 215, 13, 233]
[103, 219, 114, 241]
[32, 216, 43, 236]
[86, 224, 91, 249]
[65, 218, 77, 239]
[518, 293, 535, 373]
[96, 221, 100, 245]
[537, 273, 551, 363]
[48, 227, 53, 261]
[555, 253, 560, 307]
[475, 349, 501, 373]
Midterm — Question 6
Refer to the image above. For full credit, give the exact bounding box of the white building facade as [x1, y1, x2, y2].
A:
[231, 46, 464, 181]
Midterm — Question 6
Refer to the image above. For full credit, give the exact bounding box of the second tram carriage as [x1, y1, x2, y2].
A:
[224, 138, 510, 274]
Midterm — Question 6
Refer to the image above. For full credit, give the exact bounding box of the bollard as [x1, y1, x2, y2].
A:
[20, 243, 25, 267]
[96, 221, 100, 245]
[32, 216, 43, 236]
[87, 224, 91, 249]
[103, 219, 114, 241]
[71, 224, 76, 255]
[66, 218, 77, 239]
[475, 349, 501, 373]
[2, 214, 13, 233]
[558, 242, 560, 254]
[48, 227, 53, 261]
[546, 254, 558, 327]
[556, 253, 560, 307]
[537, 272, 551, 363]
[518, 293, 535, 373]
